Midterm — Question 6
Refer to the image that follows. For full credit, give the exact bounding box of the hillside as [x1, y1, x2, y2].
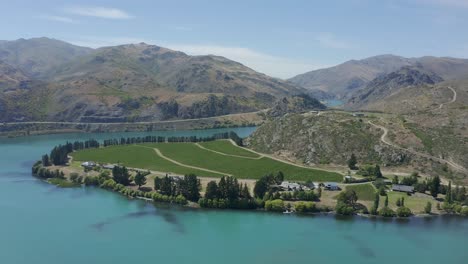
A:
[247, 111, 468, 184]
[247, 112, 410, 166]
[0, 37, 92, 77]
[0, 61, 29, 90]
[289, 55, 468, 99]
[0, 38, 305, 122]
[346, 66, 444, 109]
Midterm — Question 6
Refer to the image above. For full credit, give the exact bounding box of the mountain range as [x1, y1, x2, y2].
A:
[0, 37, 305, 122]
[288, 54, 468, 100]
[2, 37, 468, 123]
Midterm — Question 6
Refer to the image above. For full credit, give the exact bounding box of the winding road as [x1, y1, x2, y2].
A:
[1, 110, 266, 126]
[134, 144, 231, 177]
[368, 121, 467, 174]
[438, 86, 457, 109]
[194, 142, 263, 160]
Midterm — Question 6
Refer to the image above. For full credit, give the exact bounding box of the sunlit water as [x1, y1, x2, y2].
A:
[0, 127, 467, 264]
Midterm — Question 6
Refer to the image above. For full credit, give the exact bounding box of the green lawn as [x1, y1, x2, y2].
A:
[71, 145, 224, 177]
[381, 191, 434, 213]
[72, 141, 343, 182]
[198, 140, 260, 158]
[345, 183, 376, 201]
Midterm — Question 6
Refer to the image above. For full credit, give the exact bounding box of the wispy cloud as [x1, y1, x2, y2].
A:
[315, 33, 352, 49]
[64, 6, 133, 19]
[39, 15, 78, 24]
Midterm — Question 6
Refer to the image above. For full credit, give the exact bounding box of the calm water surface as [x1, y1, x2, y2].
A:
[0, 127, 467, 264]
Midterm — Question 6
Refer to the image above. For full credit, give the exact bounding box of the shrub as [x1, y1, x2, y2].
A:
[396, 206, 412, 217]
[461, 207, 468, 216]
[100, 179, 116, 189]
[175, 195, 188, 205]
[295, 201, 317, 213]
[379, 207, 396, 217]
[335, 202, 355, 215]
[265, 199, 285, 212]
[84, 176, 98, 186]
[424, 202, 432, 214]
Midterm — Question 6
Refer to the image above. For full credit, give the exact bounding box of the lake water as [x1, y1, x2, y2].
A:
[0, 127, 467, 264]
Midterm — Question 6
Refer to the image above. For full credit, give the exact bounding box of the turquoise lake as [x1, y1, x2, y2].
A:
[0, 127, 467, 264]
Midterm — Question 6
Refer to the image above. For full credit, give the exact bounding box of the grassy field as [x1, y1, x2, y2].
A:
[345, 183, 376, 201]
[71, 145, 224, 177]
[198, 140, 260, 158]
[381, 191, 434, 213]
[71, 141, 343, 182]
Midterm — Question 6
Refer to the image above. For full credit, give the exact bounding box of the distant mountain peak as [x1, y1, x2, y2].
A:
[289, 54, 468, 99]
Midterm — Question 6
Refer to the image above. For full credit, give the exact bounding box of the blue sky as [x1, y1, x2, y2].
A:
[1, 0, 467, 78]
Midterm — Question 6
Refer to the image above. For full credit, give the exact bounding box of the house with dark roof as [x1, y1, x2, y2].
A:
[324, 182, 340, 191]
[392, 184, 414, 193]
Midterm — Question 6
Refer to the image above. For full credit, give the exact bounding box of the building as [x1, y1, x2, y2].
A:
[102, 164, 115, 170]
[392, 184, 414, 193]
[81, 161, 96, 169]
[277, 181, 312, 191]
[324, 182, 339, 191]
[279, 181, 302, 191]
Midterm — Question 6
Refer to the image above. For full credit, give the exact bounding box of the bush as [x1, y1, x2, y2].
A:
[265, 199, 285, 212]
[396, 206, 412, 217]
[379, 207, 396, 217]
[100, 179, 117, 189]
[461, 207, 468, 216]
[84, 176, 99, 186]
[175, 195, 188, 205]
[335, 202, 355, 215]
[424, 202, 432, 214]
[295, 201, 317, 213]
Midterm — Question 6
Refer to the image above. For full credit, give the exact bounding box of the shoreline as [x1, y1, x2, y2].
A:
[0, 112, 265, 138]
[40, 172, 466, 220]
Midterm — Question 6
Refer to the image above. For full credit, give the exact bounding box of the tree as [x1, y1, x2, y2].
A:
[112, 166, 130, 185]
[254, 177, 269, 199]
[348, 153, 358, 170]
[429, 176, 441, 197]
[180, 174, 201, 202]
[241, 183, 251, 199]
[384, 195, 389, 207]
[371, 192, 380, 215]
[337, 189, 358, 207]
[205, 181, 219, 199]
[374, 165, 383, 178]
[134, 171, 147, 189]
[274, 171, 284, 184]
[401, 197, 405, 207]
[445, 181, 452, 204]
[159, 175, 173, 195]
[392, 175, 399, 184]
[396, 197, 401, 207]
[42, 154, 50, 167]
[379, 186, 386, 196]
[424, 202, 432, 214]
[154, 177, 162, 190]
